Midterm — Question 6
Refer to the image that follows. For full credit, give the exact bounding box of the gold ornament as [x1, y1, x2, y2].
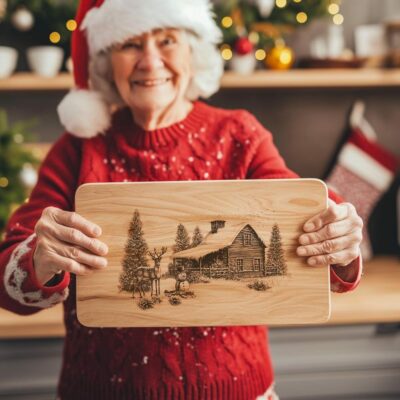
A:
[264, 44, 295, 70]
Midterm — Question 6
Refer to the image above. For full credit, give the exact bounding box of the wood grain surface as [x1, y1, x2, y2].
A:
[75, 179, 329, 327]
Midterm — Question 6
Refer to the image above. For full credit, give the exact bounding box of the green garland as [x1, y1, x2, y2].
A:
[215, 0, 331, 48]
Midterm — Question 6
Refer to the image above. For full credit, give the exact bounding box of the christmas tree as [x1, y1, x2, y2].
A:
[119, 210, 149, 293]
[0, 108, 38, 238]
[0, 0, 78, 63]
[265, 223, 287, 276]
[214, 0, 333, 60]
[191, 226, 203, 248]
[173, 223, 190, 253]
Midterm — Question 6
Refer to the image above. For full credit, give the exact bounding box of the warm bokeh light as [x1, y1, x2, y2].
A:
[221, 16, 233, 28]
[0, 177, 9, 188]
[249, 31, 260, 44]
[66, 19, 77, 31]
[49, 31, 61, 44]
[333, 13, 344, 25]
[221, 48, 233, 60]
[279, 48, 293, 65]
[13, 133, 23, 143]
[275, 0, 287, 8]
[255, 49, 266, 60]
[328, 3, 340, 15]
[296, 12, 308, 24]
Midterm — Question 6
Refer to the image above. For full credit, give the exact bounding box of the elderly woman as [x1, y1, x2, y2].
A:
[0, 0, 363, 399]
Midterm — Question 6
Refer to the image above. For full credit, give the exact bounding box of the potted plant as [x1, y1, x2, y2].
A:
[26, 45, 64, 77]
[1, 0, 78, 75]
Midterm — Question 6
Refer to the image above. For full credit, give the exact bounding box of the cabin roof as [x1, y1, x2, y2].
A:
[171, 222, 266, 260]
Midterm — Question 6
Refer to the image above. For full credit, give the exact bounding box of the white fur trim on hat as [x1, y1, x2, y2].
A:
[57, 89, 111, 138]
[81, 0, 222, 55]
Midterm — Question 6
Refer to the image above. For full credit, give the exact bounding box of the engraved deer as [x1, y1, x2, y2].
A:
[134, 247, 167, 298]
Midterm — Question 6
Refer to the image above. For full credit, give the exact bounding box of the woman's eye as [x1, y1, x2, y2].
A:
[122, 42, 141, 50]
[161, 37, 175, 46]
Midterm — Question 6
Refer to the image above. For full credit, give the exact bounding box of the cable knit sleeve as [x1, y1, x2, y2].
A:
[244, 112, 362, 293]
[0, 132, 81, 315]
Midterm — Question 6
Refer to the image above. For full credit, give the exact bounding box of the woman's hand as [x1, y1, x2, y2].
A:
[33, 206, 109, 285]
[296, 200, 363, 281]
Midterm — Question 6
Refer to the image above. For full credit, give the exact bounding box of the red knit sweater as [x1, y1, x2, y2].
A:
[0, 100, 361, 400]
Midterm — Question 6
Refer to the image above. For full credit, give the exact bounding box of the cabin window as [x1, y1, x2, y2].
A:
[253, 258, 261, 271]
[236, 258, 243, 271]
[243, 233, 251, 245]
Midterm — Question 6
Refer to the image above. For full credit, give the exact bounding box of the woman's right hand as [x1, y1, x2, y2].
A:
[33, 206, 109, 285]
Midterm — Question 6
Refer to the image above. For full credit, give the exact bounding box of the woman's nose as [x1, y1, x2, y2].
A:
[136, 45, 164, 71]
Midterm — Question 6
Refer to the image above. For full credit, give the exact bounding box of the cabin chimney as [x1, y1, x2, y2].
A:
[211, 220, 225, 234]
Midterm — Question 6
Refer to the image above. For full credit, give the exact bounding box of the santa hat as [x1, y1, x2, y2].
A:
[57, 0, 222, 138]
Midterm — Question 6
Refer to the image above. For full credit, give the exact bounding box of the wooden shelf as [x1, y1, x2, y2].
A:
[0, 72, 73, 91]
[222, 69, 400, 88]
[0, 256, 398, 338]
[2, 70, 400, 91]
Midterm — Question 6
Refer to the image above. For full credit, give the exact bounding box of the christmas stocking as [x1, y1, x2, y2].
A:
[326, 101, 399, 260]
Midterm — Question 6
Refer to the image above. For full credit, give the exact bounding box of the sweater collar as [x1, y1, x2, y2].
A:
[110, 100, 208, 149]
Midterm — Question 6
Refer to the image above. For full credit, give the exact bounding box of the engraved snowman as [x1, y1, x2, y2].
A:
[175, 266, 190, 293]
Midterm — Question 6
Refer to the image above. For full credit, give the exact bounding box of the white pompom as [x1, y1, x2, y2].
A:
[57, 89, 111, 138]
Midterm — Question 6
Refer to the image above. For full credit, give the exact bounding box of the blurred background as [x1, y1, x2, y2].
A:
[0, 0, 399, 399]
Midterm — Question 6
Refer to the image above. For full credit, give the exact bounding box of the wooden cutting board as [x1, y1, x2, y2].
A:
[75, 179, 330, 327]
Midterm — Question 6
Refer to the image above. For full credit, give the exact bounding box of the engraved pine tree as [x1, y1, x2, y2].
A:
[191, 226, 203, 248]
[173, 223, 191, 253]
[266, 224, 287, 276]
[119, 210, 149, 293]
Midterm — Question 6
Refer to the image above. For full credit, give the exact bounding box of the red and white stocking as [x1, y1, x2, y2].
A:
[326, 101, 399, 260]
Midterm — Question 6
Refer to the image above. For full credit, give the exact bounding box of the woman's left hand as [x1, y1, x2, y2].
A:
[297, 200, 363, 279]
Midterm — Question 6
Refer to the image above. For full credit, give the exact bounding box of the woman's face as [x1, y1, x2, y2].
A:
[111, 28, 193, 115]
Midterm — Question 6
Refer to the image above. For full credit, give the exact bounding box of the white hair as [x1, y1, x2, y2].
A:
[88, 30, 224, 106]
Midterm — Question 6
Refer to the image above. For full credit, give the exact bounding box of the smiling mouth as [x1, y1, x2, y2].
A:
[131, 78, 172, 87]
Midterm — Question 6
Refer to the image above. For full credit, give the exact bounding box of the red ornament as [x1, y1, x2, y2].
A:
[234, 37, 253, 55]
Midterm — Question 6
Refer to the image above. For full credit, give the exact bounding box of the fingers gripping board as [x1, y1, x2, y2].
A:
[75, 179, 330, 327]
